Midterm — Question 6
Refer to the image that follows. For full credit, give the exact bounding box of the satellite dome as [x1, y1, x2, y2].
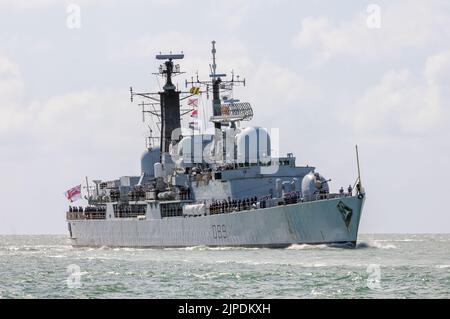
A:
[177, 134, 214, 164]
[236, 126, 271, 164]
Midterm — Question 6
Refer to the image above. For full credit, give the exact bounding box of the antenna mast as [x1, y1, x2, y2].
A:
[184, 41, 247, 163]
[130, 53, 185, 157]
[211, 40, 217, 81]
[131, 51, 207, 160]
[356, 145, 362, 186]
[185, 40, 246, 127]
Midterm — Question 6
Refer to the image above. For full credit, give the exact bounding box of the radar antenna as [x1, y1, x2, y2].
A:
[185, 41, 247, 129]
[130, 52, 207, 156]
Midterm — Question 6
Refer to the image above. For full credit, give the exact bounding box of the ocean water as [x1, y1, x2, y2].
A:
[0, 234, 448, 299]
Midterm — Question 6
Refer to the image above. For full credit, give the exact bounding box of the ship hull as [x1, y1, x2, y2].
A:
[68, 196, 364, 248]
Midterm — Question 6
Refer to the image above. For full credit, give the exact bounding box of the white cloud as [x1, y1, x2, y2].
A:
[292, 3, 450, 62]
[0, 0, 61, 9]
[0, 53, 148, 233]
[1, 90, 145, 155]
[0, 0, 114, 9]
[249, 61, 318, 107]
[347, 50, 450, 135]
[0, 53, 146, 164]
[0, 55, 20, 76]
[207, 0, 252, 30]
[111, 32, 250, 70]
[0, 56, 25, 135]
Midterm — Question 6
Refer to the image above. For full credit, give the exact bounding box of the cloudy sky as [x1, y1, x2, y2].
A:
[1, 0, 449, 234]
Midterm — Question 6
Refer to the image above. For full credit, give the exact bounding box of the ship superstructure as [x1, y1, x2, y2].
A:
[66, 41, 365, 248]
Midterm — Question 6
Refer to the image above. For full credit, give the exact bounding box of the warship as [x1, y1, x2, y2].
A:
[66, 41, 366, 248]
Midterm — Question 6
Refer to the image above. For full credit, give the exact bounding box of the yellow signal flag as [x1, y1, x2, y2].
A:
[190, 87, 200, 95]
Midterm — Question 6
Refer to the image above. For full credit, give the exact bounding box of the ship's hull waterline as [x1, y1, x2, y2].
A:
[69, 196, 364, 248]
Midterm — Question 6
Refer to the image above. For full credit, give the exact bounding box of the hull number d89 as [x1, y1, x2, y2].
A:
[212, 224, 227, 239]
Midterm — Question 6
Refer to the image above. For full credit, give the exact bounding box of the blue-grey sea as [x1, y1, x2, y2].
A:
[0, 234, 448, 299]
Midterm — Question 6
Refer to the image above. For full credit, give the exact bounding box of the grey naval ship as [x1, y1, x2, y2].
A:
[66, 41, 366, 248]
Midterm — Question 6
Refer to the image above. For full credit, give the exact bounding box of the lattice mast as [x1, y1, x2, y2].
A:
[185, 41, 247, 128]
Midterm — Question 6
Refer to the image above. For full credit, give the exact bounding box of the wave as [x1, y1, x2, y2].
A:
[1, 245, 72, 252]
[287, 244, 328, 250]
[286, 241, 396, 250]
[436, 265, 450, 269]
[288, 241, 397, 250]
[360, 241, 397, 249]
[164, 246, 260, 251]
[369, 239, 424, 242]
[99, 242, 398, 251]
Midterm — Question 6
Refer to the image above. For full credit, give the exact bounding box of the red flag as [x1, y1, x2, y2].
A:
[191, 109, 198, 118]
[65, 185, 82, 202]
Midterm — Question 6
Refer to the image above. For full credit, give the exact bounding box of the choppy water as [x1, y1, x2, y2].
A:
[0, 234, 448, 299]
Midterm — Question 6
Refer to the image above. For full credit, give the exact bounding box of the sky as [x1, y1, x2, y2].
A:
[0, 0, 449, 234]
